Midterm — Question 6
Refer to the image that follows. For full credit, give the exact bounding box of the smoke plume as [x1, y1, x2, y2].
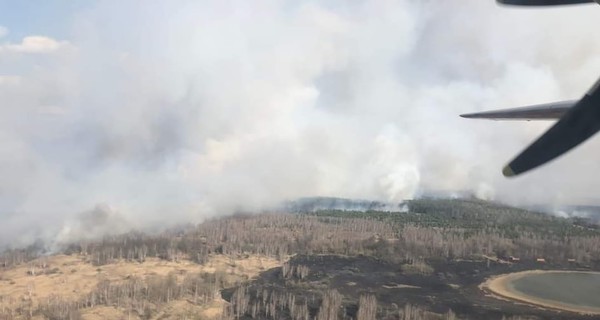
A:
[1, 0, 599, 246]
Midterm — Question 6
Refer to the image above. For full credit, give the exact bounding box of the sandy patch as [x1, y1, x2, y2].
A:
[199, 297, 229, 319]
[81, 306, 132, 320]
[481, 270, 600, 315]
[0, 253, 280, 314]
[77, 293, 228, 320]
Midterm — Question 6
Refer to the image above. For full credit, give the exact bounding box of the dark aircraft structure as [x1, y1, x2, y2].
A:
[498, 0, 598, 5]
[461, 0, 600, 177]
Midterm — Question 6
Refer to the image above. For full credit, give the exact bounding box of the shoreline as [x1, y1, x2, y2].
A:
[481, 270, 600, 315]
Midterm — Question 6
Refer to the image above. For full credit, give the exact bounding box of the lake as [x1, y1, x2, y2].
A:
[504, 271, 600, 312]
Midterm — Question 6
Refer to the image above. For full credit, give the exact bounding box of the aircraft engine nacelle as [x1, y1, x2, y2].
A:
[498, 0, 596, 5]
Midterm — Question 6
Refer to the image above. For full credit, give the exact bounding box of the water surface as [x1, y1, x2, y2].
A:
[508, 272, 600, 309]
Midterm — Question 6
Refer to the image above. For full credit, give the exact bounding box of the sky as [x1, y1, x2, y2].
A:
[1, 0, 600, 247]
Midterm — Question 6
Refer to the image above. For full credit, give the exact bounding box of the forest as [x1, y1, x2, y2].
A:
[0, 198, 599, 319]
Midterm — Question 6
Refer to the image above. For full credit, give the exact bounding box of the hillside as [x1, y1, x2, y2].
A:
[1, 199, 599, 319]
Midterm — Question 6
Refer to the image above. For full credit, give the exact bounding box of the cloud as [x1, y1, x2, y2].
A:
[1, 0, 600, 247]
[1, 36, 68, 53]
[0, 26, 7, 38]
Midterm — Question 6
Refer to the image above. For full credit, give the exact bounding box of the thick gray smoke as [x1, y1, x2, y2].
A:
[1, 1, 599, 246]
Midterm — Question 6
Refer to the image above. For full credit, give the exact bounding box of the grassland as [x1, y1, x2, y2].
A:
[0, 253, 281, 319]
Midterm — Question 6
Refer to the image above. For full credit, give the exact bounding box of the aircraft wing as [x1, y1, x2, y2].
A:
[503, 78, 600, 176]
[483, 0, 600, 177]
[460, 100, 575, 120]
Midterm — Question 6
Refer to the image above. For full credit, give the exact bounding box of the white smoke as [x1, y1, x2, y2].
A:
[1, 0, 600, 246]
[53, 203, 131, 246]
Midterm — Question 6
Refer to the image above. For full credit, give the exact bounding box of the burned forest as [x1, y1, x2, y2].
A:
[1, 198, 600, 320]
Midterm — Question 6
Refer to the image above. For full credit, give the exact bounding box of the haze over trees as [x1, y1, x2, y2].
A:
[0, 198, 598, 319]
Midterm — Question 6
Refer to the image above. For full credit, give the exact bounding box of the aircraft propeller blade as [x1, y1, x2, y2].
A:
[497, 0, 595, 5]
[504, 77, 600, 177]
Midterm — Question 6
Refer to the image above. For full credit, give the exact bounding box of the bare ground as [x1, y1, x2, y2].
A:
[0, 254, 282, 319]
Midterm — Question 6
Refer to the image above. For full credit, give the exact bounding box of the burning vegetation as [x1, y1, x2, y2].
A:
[0, 199, 599, 319]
